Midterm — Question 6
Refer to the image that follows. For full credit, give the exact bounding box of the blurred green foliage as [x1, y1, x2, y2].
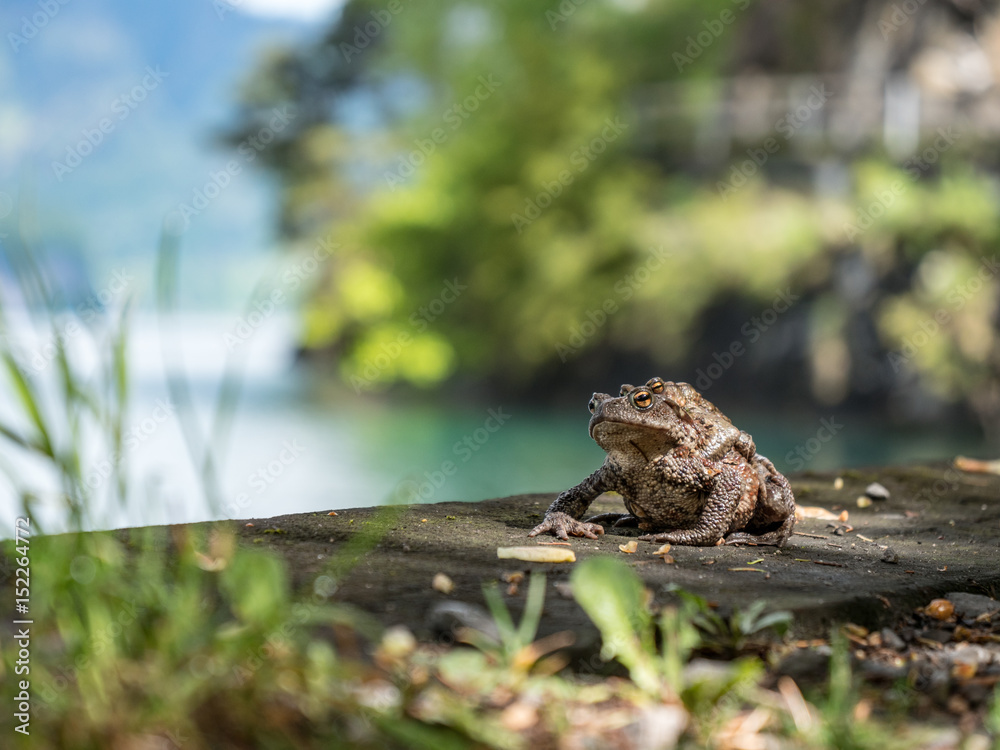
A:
[234, 0, 1000, 431]
[2, 530, 960, 749]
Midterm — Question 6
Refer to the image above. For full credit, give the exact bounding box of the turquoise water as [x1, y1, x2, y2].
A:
[212, 377, 984, 525]
[0, 314, 988, 535]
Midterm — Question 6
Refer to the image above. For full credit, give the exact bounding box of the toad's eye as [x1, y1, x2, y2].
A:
[588, 397, 598, 413]
[630, 389, 653, 410]
[647, 378, 665, 394]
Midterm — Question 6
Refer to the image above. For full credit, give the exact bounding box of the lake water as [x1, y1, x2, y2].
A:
[0, 313, 986, 536]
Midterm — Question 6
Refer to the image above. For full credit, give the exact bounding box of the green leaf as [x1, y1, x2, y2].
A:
[220, 549, 289, 627]
[748, 609, 793, 636]
[372, 716, 473, 750]
[2, 351, 53, 457]
[570, 556, 659, 693]
[515, 571, 546, 647]
[481, 583, 518, 651]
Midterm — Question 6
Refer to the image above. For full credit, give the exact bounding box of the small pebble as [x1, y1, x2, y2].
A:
[833, 477, 844, 490]
[856, 496, 873, 508]
[926, 599, 955, 620]
[864, 482, 890, 500]
[880, 627, 905, 651]
[880, 547, 899, 564]
[432, 572, 455, 594]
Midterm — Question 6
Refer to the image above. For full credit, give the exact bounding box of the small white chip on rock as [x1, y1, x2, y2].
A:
[654, 543, 672, 556]
[864, 482, 890, 500]
[497, 546, 576, 563]
[432, 572, 455, 594]
[619, 540, 639, 554]
[856, 496, 873, 508]
[833, 477, 844, 490]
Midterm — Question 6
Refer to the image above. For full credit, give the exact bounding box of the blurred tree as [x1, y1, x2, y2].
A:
[229, 0, 1000, 443]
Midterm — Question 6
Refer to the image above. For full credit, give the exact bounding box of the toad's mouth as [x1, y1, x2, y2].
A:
[588, 415, 664, 442]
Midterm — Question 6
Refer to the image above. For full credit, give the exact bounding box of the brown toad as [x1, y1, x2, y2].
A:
[528, 379, 796, 546]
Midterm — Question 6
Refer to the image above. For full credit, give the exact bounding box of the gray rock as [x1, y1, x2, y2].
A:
[880, 547, 899, 564]
[944, 591, 1000, 620]
[426, 600, 500, 644]
[880, 627, 905, 651]
[865, 482, 891, 500]
[773, 647, 832, 687]
[859, 660, 906, 682]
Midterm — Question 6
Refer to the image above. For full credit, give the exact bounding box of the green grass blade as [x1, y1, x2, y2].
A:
[571, 556, 659, 694]
[481, 583, 518, 649]
[1, 351, 53, 457]
[515, 571, 546, 647]
[0, 418, 47, 454]
[155, 227, 220, 512]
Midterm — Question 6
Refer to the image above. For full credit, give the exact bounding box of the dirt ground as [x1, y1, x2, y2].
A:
[223, 461, 1000, 642]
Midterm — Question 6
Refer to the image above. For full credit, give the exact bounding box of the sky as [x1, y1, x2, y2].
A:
[0, 0, 346, 309]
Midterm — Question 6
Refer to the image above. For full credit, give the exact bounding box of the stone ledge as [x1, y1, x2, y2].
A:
[225, 461, 1000, 639]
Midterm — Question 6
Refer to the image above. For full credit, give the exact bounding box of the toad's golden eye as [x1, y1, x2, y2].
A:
[647, 378, 665, 394]
[631, 389, 653, 410]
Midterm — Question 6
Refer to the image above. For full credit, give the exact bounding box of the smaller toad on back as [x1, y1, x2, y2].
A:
[529, 377, 796, 546]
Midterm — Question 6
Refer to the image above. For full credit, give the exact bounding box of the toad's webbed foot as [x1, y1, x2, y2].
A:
[583, 512, 640, 528]
[528, 511, 605, 541]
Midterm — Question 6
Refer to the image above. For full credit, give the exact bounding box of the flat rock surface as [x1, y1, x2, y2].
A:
[227, 462, 1000, 640]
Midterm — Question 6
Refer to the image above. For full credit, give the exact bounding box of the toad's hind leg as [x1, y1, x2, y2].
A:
[583, 512, 640, 528]
[723, 513, 795, 546]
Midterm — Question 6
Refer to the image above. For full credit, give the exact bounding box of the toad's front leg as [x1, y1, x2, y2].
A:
[638, 463, 744, 546]
[528, 467, 611, 541]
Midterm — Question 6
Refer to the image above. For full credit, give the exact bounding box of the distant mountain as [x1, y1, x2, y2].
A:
[0, 0, 336, 308]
